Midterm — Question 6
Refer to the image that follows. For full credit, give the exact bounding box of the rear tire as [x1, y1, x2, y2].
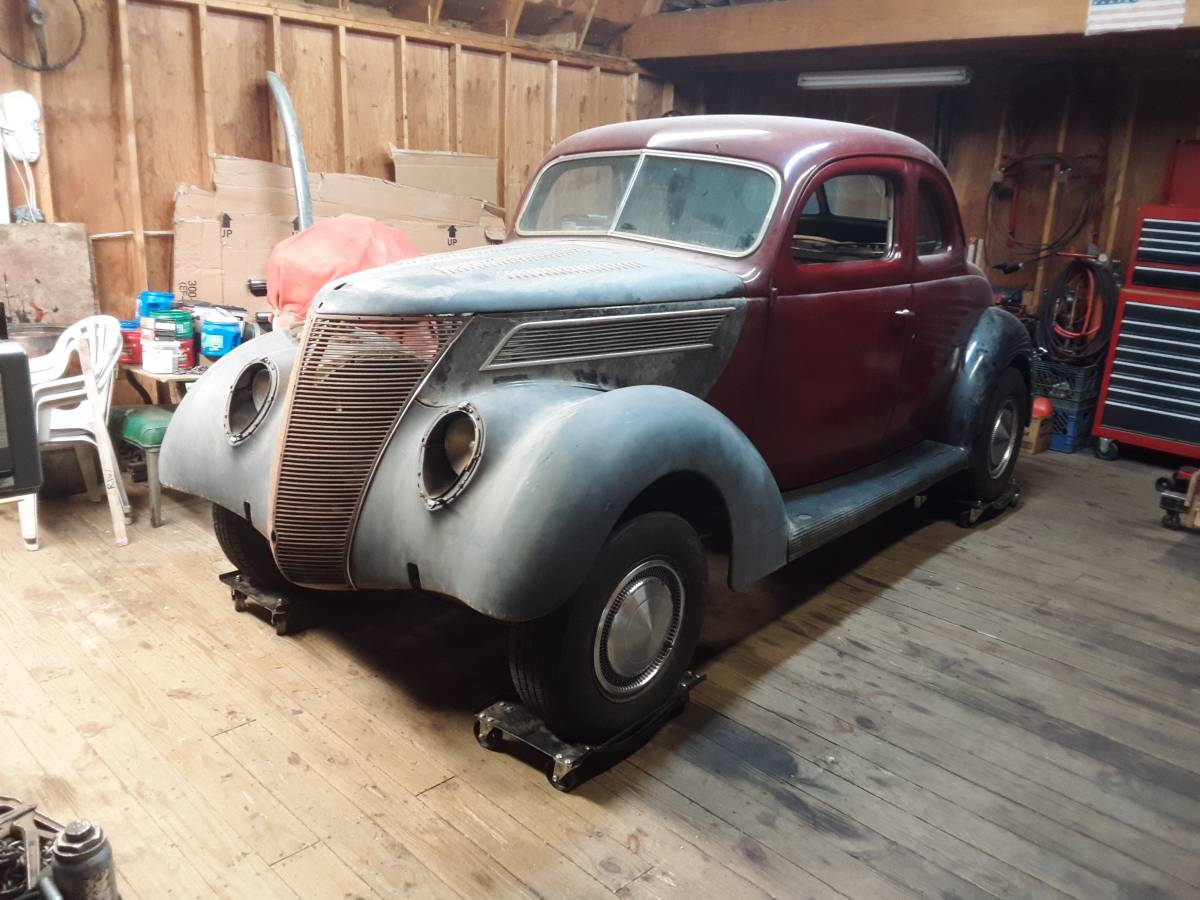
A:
[212, 504, 289, 591]
[962, 367, 1028, 503]
[509, 512, 707, 744]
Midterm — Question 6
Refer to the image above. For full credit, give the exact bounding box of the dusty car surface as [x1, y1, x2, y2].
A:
[161, 115, 1031, 742]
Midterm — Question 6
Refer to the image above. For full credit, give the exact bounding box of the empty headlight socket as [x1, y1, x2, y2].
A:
[418, 403, 485, 510]
[224, 358, 279, 446]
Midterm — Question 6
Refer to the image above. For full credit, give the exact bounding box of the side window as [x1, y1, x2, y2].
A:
[793, 173, 894, 264]
[916, 183, 949, 256]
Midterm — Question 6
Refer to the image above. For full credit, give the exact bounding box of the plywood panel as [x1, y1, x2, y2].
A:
[345, 32, 398, 178]
[555, 64, 594, 140]
[404, 41, 451, 151]
[597, 70, 627, 124]
[636, 76, 664, 120]
[459, 50, 502, 157]
[36, 0, 139, 314]
[280, 22, 339, 171]
[505, 57, 548, 214]
[207, 11, 272, 163]
[1112, 64, 1200, 259]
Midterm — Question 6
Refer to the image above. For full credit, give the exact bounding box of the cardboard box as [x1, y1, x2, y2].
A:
[389, 146, 500, 205]
[1022, 417, 1052, 455]
[172, 156, 505, 312]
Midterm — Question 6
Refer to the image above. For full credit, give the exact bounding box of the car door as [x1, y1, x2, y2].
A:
[881, 163, 979, 454]
[753, 156, 914, 490]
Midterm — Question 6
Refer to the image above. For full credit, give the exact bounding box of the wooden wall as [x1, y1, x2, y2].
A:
[0, 0, 672, 320]
[701, 59, 1200, 306]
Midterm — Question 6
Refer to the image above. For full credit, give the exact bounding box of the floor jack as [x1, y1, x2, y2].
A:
[219, 571, 702, 791]
[474, 672, 704, 792]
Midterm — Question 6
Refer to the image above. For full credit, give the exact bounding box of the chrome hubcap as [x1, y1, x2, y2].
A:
[594, 559, 685, 701]
[988, 400, 1019, 478]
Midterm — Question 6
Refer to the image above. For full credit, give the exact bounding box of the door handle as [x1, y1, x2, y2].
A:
[894, 308, 916, 317]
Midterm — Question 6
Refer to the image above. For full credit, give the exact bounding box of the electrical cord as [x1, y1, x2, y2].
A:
[985, 154, 1100, 272]
[1036, 257, 1118, 364]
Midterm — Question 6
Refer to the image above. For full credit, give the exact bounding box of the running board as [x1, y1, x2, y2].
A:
[784, 441, 969, 562]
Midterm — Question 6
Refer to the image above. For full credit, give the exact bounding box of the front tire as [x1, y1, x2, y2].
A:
[509, 512, 707, 744]
[212, 504, 289, 591]
[962, 367, 1028, 502]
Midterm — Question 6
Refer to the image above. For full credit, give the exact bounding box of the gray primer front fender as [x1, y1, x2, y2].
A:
[935, 306, 1033, 449]
[351, 382, 787, 621]
[158, 328, 298, 532]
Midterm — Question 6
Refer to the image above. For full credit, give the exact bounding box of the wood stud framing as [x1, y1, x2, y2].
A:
[1, 0, 669, 310]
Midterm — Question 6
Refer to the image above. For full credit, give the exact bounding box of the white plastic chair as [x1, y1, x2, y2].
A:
[24, 316, 130, 545]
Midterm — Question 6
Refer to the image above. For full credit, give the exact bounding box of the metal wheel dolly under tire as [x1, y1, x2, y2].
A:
[474, 672, 704, 792]
[953, 481, 1021, 528]
[219, 571, 328, 636]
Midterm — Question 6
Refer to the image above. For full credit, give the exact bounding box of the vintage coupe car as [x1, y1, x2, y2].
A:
[161, 115, 1031, 742]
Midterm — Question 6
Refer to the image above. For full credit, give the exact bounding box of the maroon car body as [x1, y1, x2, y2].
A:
[515, 115, 999, 490]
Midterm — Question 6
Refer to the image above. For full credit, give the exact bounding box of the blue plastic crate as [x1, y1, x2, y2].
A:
[1049, 397, 1098, 453]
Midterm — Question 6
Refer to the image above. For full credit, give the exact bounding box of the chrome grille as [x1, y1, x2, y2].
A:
[271, 314, 465, 587]
[482, 308, 731, 370]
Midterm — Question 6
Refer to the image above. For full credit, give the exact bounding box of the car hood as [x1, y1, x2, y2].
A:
[311, 238, 748, 316]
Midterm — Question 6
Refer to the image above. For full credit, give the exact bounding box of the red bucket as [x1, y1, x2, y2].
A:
[119, 321, 141, 366]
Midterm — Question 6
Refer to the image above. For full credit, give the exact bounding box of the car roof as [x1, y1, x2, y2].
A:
[547, 114, 945, 178]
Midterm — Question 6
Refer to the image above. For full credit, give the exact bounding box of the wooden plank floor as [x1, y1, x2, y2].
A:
[2, 448, 1199, 899]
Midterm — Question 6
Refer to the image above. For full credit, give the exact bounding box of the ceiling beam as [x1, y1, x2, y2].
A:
[624, 0, 1200, 61]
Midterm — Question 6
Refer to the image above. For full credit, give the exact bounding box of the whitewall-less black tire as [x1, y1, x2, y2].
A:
[509, 511, 707, 744]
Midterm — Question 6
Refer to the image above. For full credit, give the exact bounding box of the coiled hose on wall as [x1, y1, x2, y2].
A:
[1037, 257, 1118, 364]
[986, 154, 1101, 270]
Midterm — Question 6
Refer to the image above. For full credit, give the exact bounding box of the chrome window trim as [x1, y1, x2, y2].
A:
[515, 149, 784, 259]
[480, 306, 735, 371]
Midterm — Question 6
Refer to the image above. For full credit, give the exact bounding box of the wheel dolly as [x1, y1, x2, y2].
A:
[220, 571, 701, 791]
[474, 672, 704, 792]
[219, 571, 331, 635]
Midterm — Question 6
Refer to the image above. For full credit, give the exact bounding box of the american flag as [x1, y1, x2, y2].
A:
[1086, 0, 1187, 34]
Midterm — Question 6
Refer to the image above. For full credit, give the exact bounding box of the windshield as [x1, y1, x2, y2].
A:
[518, 153, 779, 255]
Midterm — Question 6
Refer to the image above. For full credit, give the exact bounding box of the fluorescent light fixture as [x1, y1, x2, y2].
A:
[797, 67, 972, 90]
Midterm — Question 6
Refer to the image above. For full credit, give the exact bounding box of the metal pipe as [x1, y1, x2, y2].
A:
[266, 71, 313, 231]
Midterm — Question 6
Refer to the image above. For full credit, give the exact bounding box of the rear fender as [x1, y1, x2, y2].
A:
[351, 383, 788, 621]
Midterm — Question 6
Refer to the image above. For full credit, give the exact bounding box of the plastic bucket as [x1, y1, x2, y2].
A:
[151, 309, 194, 338]
[142, 339, 182, 374]
[137, 290, 174, 319]
[200, 319, 242, 357]
[119, 320, 141, 366]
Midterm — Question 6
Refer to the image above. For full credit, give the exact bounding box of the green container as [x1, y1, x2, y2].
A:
[151, 309, 194, 339]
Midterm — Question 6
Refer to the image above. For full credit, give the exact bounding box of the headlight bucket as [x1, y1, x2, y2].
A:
[224, 359, 278, 445]
[419, 403, 484, 510]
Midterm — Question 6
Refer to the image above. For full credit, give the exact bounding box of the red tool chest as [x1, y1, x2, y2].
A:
[1094, 148, 1200, 460]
